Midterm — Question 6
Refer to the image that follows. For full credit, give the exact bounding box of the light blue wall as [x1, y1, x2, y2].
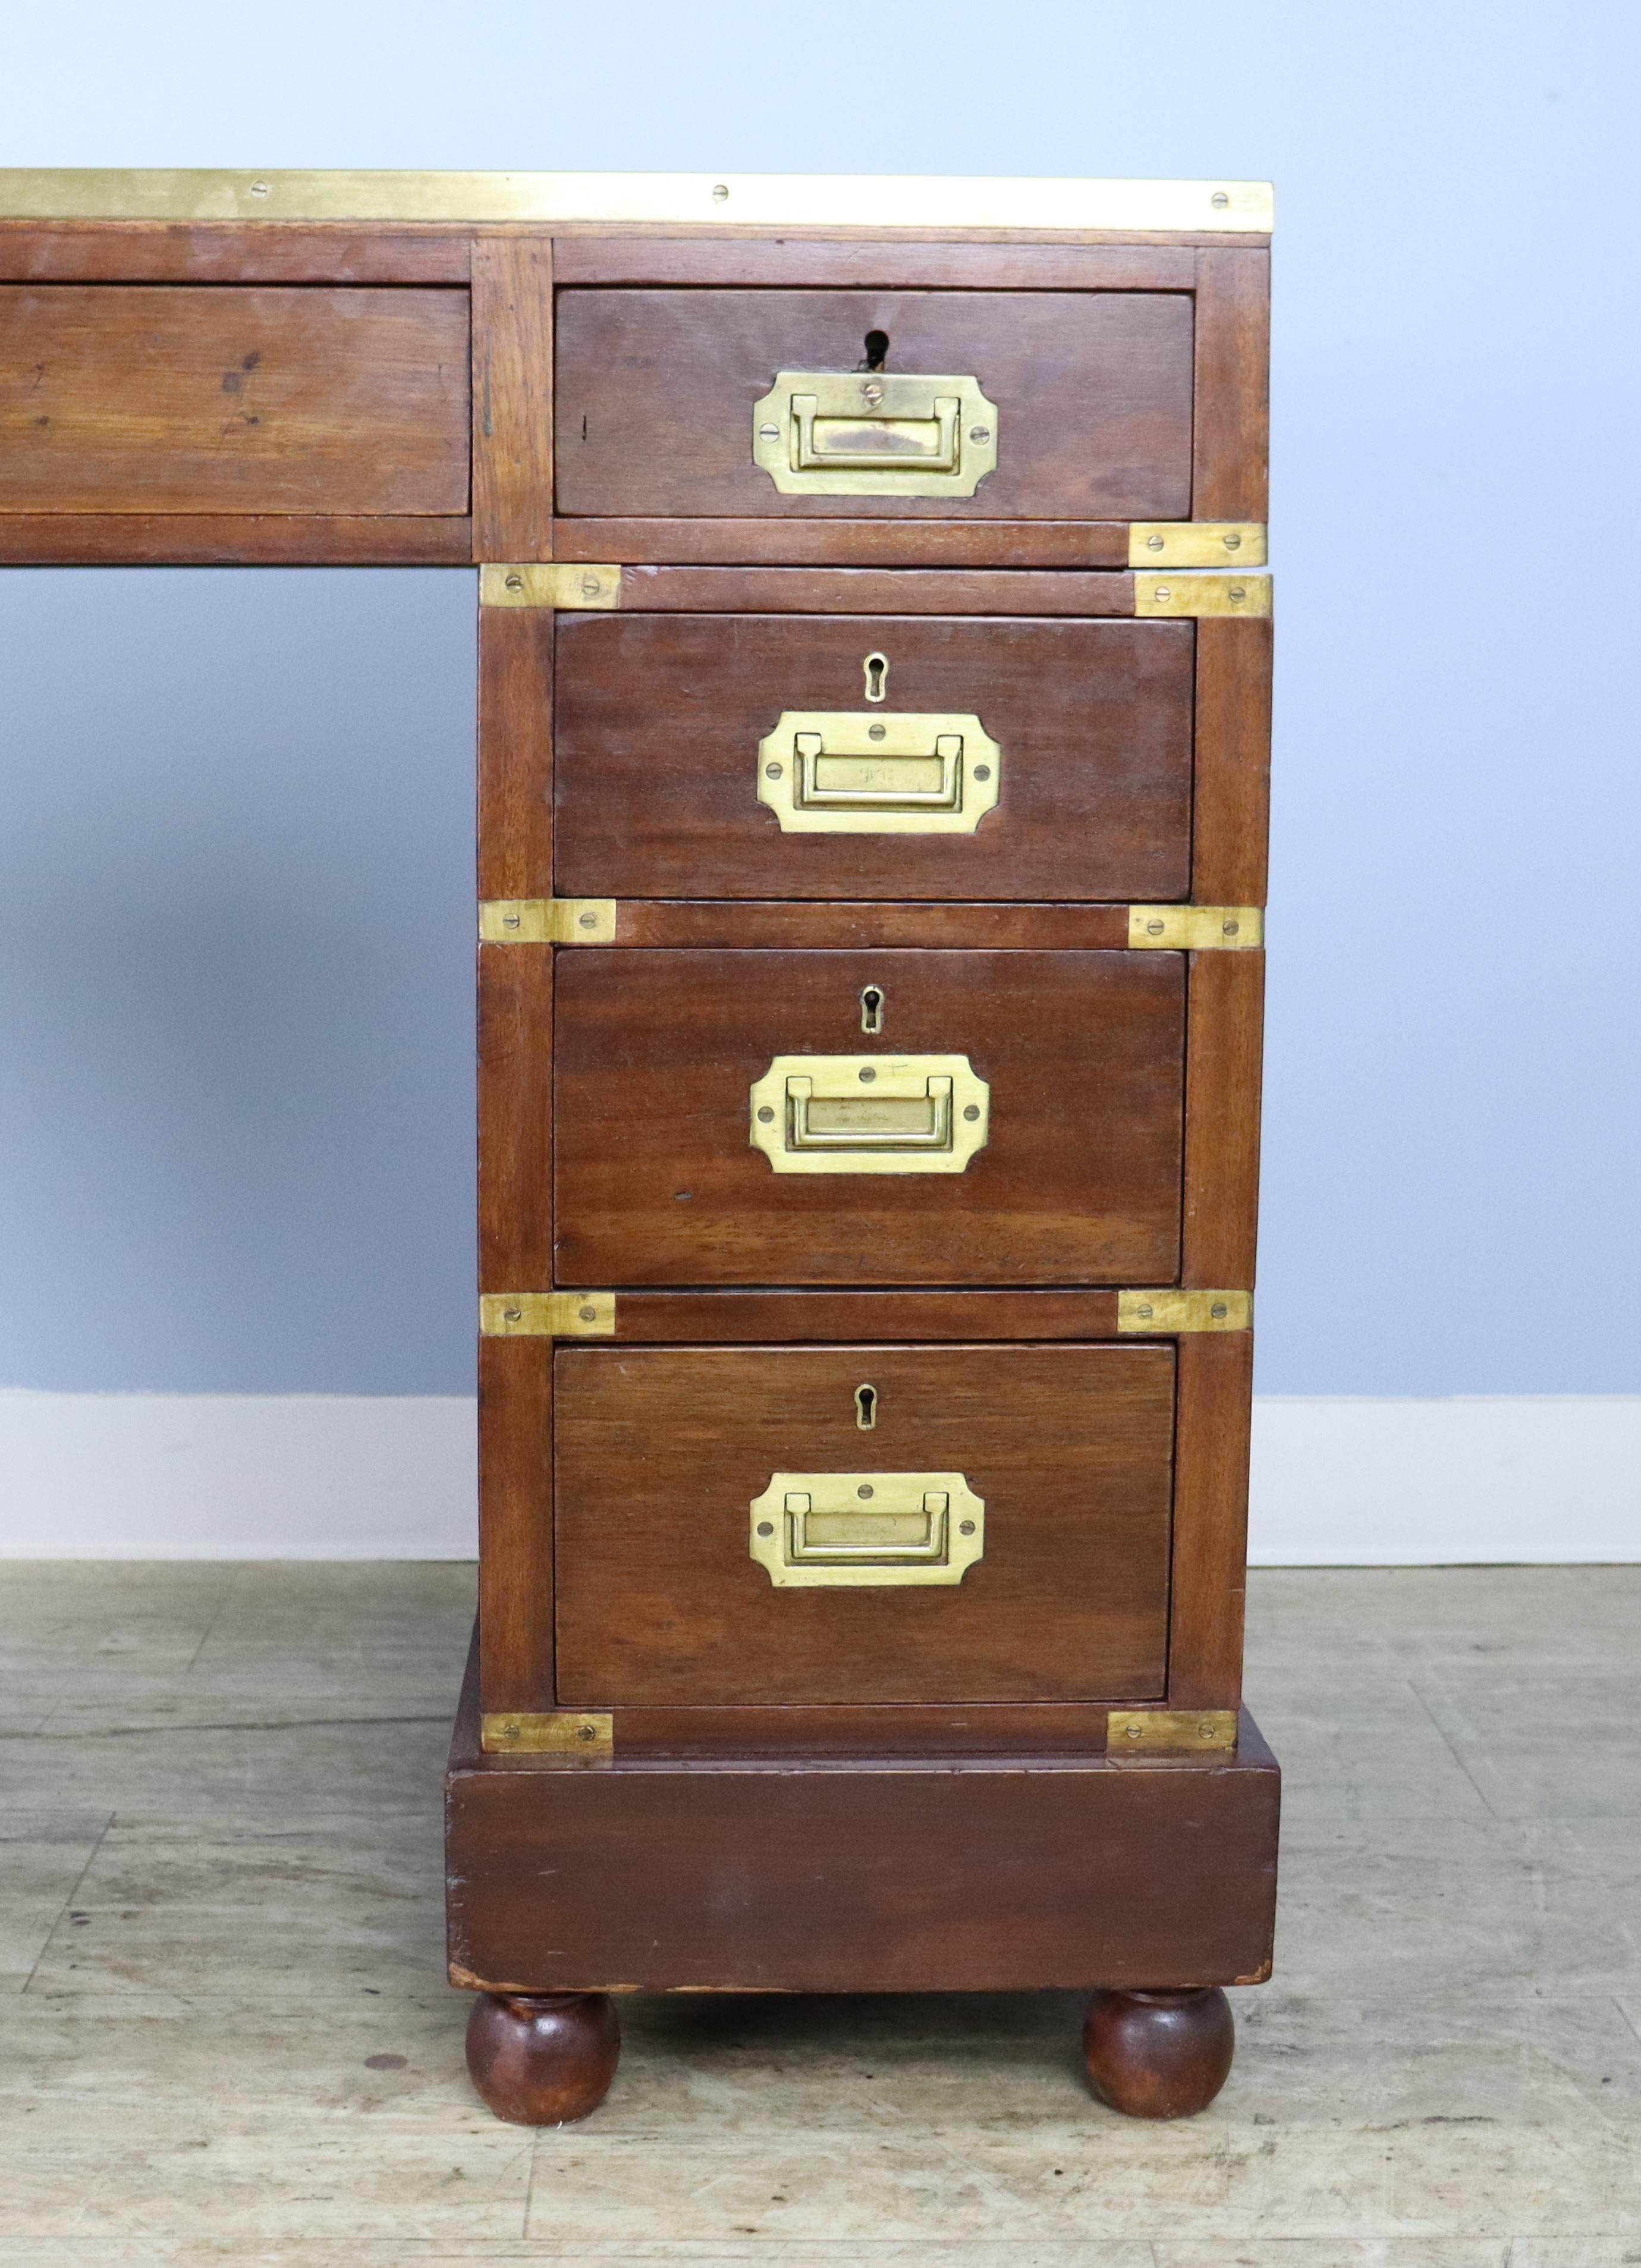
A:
[1, 1, 1636, 1394]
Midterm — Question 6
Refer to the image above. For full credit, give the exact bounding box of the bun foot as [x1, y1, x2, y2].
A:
[465, 1991, 620, 2125]
[1082, 1986, 1235, 2118]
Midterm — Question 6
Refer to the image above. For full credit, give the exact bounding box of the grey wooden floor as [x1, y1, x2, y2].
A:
[1, 1562, 1637, 2264]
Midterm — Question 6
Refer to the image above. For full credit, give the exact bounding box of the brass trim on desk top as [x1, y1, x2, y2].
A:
[0, 171, 1274, 233]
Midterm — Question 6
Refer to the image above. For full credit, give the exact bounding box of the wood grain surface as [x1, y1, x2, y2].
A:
[0, 284, 470, 514]
[554, 288, 1193, 520]
[550, 948, 1184, 1287]
[471, 237, 553, 560]
[551, 1343, 1174, 1706]
[552, 517, 1137, 569]
[552, 612, 1193, 903]
[447, 1651, 1281, 1994]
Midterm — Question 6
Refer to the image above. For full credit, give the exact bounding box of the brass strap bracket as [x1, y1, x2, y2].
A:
[481, 1711, 613, 1759]
[1127, 523, 1266, 568]
[1133, 571, 1272, 618]
[480, 1293, 616, 1338]
[479, 899, 617, 944]
[1108, 1708, 1238, 1755]
[1118, 1290, 1252, 1333]
[1128, 904, 1263, 950]
[479, 563, 623, 610]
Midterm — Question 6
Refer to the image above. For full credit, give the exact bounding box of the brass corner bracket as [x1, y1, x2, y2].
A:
[1117, 1290, 1252, 1334]
[1108, 1709, 1238, 1755]
[480, 1293, 616, 1339]
[1127, 905, 1263, 950]
[1127, 523, 1266, 568]
[479, 563, 623, 611]
[1133, 571, 1272, 618]
[481, 1711, 613, 1760]
[479, 899, 617, 944]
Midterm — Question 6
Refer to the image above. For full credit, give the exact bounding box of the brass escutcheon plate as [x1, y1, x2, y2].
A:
[753, 370, 998, 498]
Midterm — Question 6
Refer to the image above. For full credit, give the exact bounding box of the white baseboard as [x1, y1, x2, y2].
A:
[1249, 1395, 1641, 1563]
[1, 1390, 1636, 1563]
[0, 1390, 476, 1559]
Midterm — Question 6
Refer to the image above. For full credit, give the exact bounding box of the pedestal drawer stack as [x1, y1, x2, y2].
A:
[451, 195, 1280, 2123]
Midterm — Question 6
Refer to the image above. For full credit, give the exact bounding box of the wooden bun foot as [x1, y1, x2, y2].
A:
[1082, 1986, 1235, 2118]
[465, 1991, 620, 2125]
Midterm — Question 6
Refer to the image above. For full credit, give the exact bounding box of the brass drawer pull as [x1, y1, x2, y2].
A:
[752, 370, 999, 498]
[750, 1471, 985, 1587]
[757, 710, 1001, 835]
[749, 1053, 989, 1176]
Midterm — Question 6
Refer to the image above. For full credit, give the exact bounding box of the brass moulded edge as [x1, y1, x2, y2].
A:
[0, 170, 1274, 233]
[1127, 522, 1268, 568]
[479, 899, 617, 944]
[481, 1711, 613, 1760]
[1127, 904, 1263, 951]
[1133, 571, 1272, 618]
[479, 563, 623, 610]
[1117, 1289, 1252, 1334]
[480, 1292, 616, 1338]
[1108, 1709, 1238, 1754]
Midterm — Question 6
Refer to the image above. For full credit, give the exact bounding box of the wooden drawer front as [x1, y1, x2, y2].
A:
[553, 613, 1193, 903]
[0, 286, 470, 514]
[552, 949, 1183, 1286]
[554, 289, 1193, 520]
[554, 1344, 1173, 1705]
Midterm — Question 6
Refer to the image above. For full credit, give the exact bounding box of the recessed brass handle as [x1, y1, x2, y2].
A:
[750, 1471, 985, 1587]
[749, 1054, 990, 1176]
[752, 370, 999, 498]
[757, 711, 1001, 835]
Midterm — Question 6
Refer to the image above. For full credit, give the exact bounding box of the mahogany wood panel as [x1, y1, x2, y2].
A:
[555, 519, 1134, 568]
[1192, 617, 1271, 905]
[555, 290, 1193, 520]
[471, 237, 554, 561]
[1192, 249, 1269, 523]
[1182, 951, 1265, 1289]
[616, 566, 1133, 615]
[1166, 1330, 1254, 1711]
[599, 1290, 1129, 1340]
[552, 240, 1199, 290]
[0, 285, 471, 515]
[478, 1334, 555, 1716]
[554, 613, 1193, 903]
[608, 1702, 1117, 1758]
[606, 904, 1134, 950]
[447, 1662, 1281, 1994]
[550, 949, 1185, 1287]
[478, 605, 554, 901]
[0, 221, 473, 283]
[0, 513, 474, 564]
[478, 944, 552, 1292]
[553, 1344, 1173, 1705]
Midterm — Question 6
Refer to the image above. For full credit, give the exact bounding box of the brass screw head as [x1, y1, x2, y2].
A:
[1229, 585, 1247, 601]
[1199, 1720, 1218, 1738]
[1146, 918, 1165, 936]
[578, 910, 599, 929]
[868, 723, 886, 741]
[858, 1067, 877, 1083]
[1146, 532, 1165, 550]
[1211, 1302, 1228, 1319]
[502, 1307, 521, 1323]
[973, 764, 991, 781]
[502, 912, 520, 928]
[579, 574, 603, 599]
[1224, 530, 1242, 550]
[1222, 918, 1239, 935]
[766, 762, 783, 778]
[756, 1520, 774, 1537]
[862, 382, 884, 407]
[958, 1519, 976, 1536]
[969, 425, 991, 443]
[501, 1719, 520, 1740]
[249, 180, 271, 197]
[1125, 1722, 1144, 1740]
[1135, 1302, 1154, 1319]
[1211, 190, 1230, 208]
[1153, 585, 1171, 602]
[575, 1722, 598, 1742]
[759, 422, 779, 440]
[712, 182, 730, 202]
[963, 1104, 981, 1122]
[505, 571, 524, 591]
[757, 1105, 775, 1123]
[857, 1484, 874, 1500]
[579, 1304, 598, 1323]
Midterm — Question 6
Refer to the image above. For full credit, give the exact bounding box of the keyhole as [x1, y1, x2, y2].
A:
[862, 329, 889, 371]
[855, 1384, 878, 1430]
[859, 984, 884, 1035]
[863, 652, 888, 703]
